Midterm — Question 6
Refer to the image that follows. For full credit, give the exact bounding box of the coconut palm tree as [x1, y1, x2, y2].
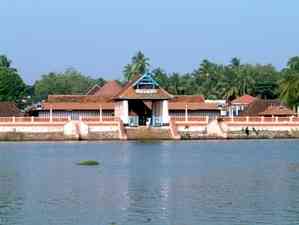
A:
[0, 55, 11, 68]
[287, 56, 299, 72]
[279, 72, 299, 107]
[279, 56, 299, 108]
[123, 51, 150, 81]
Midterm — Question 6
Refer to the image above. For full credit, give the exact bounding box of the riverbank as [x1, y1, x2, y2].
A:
[0, 116, 299, 141]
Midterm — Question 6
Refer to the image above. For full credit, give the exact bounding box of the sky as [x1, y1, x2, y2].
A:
[1, 0, 299, 84]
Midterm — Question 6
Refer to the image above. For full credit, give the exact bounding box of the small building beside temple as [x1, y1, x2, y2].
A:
[239, 98, 295, 117]
[258, 105, 295, 117]
[227, 95, 256, 116]
[0, 102, 21, 117]
[35, 73, 221, 126]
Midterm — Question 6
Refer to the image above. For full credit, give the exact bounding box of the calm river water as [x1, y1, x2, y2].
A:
[0, 140, 299, 225]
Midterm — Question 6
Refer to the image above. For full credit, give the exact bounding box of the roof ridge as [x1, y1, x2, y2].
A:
[86, 84, 101, 95]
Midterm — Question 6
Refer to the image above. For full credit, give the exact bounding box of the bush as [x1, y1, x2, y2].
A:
[77, 160, 99, 166]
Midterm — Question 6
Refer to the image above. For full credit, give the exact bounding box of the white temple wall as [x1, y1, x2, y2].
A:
[118, 100, 129, 124]
[162, 100, 170, 124]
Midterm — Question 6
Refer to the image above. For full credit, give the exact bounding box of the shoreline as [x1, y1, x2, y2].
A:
[0, 132, 298, 141]
[0, 116, 299, 141]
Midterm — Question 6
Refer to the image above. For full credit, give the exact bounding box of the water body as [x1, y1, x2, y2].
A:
[0, 140, 299, 225]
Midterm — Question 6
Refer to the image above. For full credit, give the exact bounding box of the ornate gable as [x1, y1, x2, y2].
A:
[115, 73, 173, 100]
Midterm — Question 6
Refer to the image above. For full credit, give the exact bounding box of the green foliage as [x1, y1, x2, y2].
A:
[2, 52, 299, 110]
[0, 55, 26, 107]
[33, 68, 103, 101]
[123, 51, 150, 81]
[0, 55, 12, 68]
[279, 60, 299, 108]
[77, 160, 100, 166]
[155, 58, 281, 101]
[132, 55, 283, 101]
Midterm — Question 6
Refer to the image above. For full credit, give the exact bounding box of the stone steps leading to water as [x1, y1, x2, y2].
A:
[125, 126, 173, 140]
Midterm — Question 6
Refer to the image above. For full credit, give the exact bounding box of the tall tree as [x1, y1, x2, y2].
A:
[279, 56, 299, 108]
[0, 55, 12, 68]
[33, 68, 103, 101]
[123, 51, 150, 81]
[192, 59, 224, 98]
[287, 56, 299, 71]
[152, 68, 169, 89]
[251, 64, 279, 99]
[0, 55, 26, 107]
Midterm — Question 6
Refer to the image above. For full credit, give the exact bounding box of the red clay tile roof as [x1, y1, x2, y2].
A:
[259, 105, 295, 116]
[169, 102, 219, 111]
[0, 102, 21, 117]
[169, 96, 218, 111]
[42, 102, 114, 110]
[86, 84, 101, 95]
[240, 99, 281, 116]
[231, 95, 255, 105]
[47, 95, 113, 103]
[43, 95, 114, 110]
[115, 87, 173, 100]
[114, 76, 140, 97]
[114, 75, 173, 100]
[92, 80, 123, 97]
[169, 95, 205, 103]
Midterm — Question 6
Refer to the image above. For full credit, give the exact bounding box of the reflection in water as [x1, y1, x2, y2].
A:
[0, 140, 299, 225]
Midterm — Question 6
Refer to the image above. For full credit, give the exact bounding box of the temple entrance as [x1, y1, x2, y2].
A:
[128, 100, 152, 126]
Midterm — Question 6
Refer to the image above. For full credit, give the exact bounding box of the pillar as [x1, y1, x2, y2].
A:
[50, 108, 53, 122]
[162, 100, 169, 124]
[120, 100, 129, 124]
[185, 104, 188, 122]
[99, 105, 102, 122]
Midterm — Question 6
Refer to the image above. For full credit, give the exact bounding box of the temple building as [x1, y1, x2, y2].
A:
[227, 95, 256, 116]
[0, 102, 21, 117]
[36, 73, 221, 126]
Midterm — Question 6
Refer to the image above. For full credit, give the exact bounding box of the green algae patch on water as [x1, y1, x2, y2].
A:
[77, 160, 100, 166]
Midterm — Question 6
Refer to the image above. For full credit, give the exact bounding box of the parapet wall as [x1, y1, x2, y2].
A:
[0, 116, 299, 141]
[173, 116, 299, 139]
[219, 117, 299, 139]
[0, 117, 120, 141]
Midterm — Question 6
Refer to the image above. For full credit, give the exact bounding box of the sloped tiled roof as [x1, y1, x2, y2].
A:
[169, 102, 219, 111]
[114, 76, 141, 98]
[168, 102, 220, 111]
[0, 102, 21, 117]
[259, 105, 294, 116]
[86, 84, 101, 95]
[114, 74, 173, 100]
[231, 95, 255, 105]
[43, 102, 114, 110]
[47, 95, 112, 103]
[240, 99, 281, 116]
[168, 95, 218, 110]
[92, 80, 123, 97]
[43, 95, 114, 110]
[115, 87, 173, 100]
[170, 95, 205, 103]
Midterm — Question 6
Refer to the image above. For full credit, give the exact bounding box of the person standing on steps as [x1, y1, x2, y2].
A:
[245, 127, 250, 136]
